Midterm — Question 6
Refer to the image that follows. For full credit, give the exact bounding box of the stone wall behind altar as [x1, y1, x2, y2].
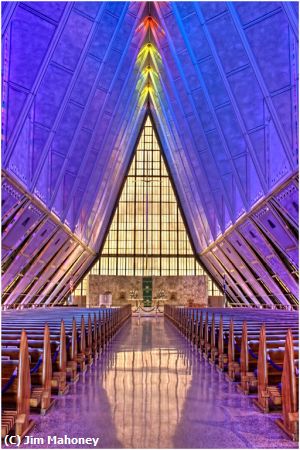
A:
[86, 275, 208, 307]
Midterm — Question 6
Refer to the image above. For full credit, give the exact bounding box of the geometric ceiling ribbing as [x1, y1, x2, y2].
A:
[1, 2, 298, 308]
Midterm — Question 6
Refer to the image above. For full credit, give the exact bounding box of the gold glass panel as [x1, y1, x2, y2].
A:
[75, 116, 219, 292]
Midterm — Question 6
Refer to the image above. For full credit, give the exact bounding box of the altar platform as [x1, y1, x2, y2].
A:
[131, 305, 164, 317]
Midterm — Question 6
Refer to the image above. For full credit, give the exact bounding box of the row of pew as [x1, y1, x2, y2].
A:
[164, 305, 299, 441]
[1, 306, 131, 440]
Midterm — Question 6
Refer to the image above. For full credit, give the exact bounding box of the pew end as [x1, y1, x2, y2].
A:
[1, 331, 35, 441]
[276, 412, 299, 442]
[275, 330, 299, 441]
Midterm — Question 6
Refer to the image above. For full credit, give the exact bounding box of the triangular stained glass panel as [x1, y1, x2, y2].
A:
[86, 115, 205, 277]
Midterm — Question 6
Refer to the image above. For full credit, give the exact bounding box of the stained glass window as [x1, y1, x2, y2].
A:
[74, 116, 220, 294]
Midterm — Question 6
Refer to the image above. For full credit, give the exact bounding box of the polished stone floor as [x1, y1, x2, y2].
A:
[22, 317, 297, 449]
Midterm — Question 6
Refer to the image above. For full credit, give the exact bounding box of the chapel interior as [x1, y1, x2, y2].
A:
[1, 1, 299, 449]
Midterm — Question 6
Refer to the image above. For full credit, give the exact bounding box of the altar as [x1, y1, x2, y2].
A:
[131, 299, 165, 317]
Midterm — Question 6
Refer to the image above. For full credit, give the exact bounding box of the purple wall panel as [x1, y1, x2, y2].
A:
[248, 156, 264, 205]
[67, 130, 91, 175]
[35, 64, 72, 128]
[205, 131, 232, 177]
[4, 229, 68, 306]
[39, 245, 83, 302]
[200, 3, 228, 21]
[98, 50, 121, 91]
[199, 57, 229, 108]
[89, 11, 119, 60]
[52, 252, 94, 305]
[245, 11, 290, 93]
[273, 181, 299, 227]
[2, 180, 23, 221]
[10, 7, 55, 90]
[34, 152, 50, 204]
[51, 103, 83, 157]
[52, 11, 93, 71]
[198, 150, 221, 187]
[73, 2, 101, 19]
[204, 251, 246, 303]
[164, 12, 186, 53]
[113, 13, 135, 54]
[248, 128, 266, 177]
[63, 172, 76, 214]
[18, 230, 66, 283]
[83, 88, 107, 131]
[235, 2, 279, 25]
[70, 56, 101, 106]
[238, 220, 298, 298]
[227, 230, 287, 301]
[7, 86, 27, 141]
[207, 12, 248, 74]
[106, 78, 126, 116]
[105, 2, 126, 18]
[22, 239, 77, 304]
[2, 203, 44, 259]
[50, 151, 65, 196]
[253, 204, 298, 268]
[8, 117, 31, 186]
[268, 118, 290, 188]
[25, 2, 66, 22]
[185, 14, 210, 60]
[229, 66, 264, 131]
[272, 89, 293, 148]
[176, 2, 196, 18]
[217, 105, 261, 187]
[47, 250, 91, 305]
[192, 89, 214, 133]
[31, 124, 50, 176]
[213, 246, 258, 302]
[174, 77, 194, 116]
[178, 51, 200, 90]
[52, 181, 63, 218]
[219, 240, 268, 301]
[91, 112, 111, 150]
[21, 218, 56, 255]
[2, 219, 57, 290]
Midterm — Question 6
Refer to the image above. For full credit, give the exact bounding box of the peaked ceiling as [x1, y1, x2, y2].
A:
[2, 2, 299, 308]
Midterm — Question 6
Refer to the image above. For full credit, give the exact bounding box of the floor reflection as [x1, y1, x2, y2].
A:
[20, 317, 297, 449]
[102, 318, 192, 448]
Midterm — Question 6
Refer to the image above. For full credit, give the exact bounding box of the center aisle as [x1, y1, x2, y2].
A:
[23, 317, 296, 449]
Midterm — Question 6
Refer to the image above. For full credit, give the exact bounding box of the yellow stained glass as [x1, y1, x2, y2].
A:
[75, 116, 221, 294]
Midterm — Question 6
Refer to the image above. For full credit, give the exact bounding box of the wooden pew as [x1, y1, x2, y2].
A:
[2, 305, 131, 431]
[253, 326, 299, 414]
[52, 320, 68, 395]
[237, 324, 298, 394]
[3, 317, 81, 383]
[2, 325, 55, 414]
[76, 316, 87, 373]
[1, 330, 35, 440]
[165, 306, 299, 421]
[220, 320, 298, 382]
[2, 320, 69, 395]
[276, 330, 299, 441]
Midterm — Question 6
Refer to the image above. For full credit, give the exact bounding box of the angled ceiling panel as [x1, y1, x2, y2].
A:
[2, 218, 57, 291]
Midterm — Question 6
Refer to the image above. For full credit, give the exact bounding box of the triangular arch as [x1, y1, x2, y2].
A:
[74, 114, 221, 295]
